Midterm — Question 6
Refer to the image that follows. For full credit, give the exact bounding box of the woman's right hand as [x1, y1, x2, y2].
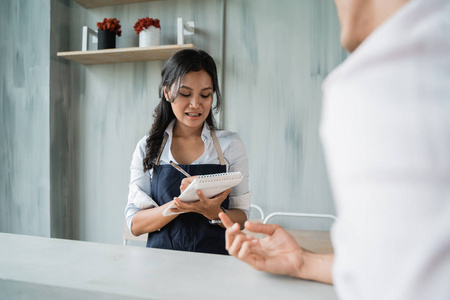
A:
[180, 176, 198, 193]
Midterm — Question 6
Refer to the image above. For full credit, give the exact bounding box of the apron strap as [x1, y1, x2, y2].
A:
[155, 133, 169, 166]
[210, 128, 226, 166]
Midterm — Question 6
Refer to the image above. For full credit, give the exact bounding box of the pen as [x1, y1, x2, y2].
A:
[169, 161, 191, 177]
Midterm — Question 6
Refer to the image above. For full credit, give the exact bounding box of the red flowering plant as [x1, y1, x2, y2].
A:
[96, 18, 122, 36]
[134, 17, 161, 34]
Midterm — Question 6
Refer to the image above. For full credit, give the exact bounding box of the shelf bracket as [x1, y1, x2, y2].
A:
[177, 17, 195, 45]
[82, 26, 98, 51]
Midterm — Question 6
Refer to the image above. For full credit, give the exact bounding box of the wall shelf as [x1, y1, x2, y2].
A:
[57, 44, 195, 65]
[73, 0, 159, 9]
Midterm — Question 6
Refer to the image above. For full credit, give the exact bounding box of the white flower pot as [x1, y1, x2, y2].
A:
[139, 27, 160, 47]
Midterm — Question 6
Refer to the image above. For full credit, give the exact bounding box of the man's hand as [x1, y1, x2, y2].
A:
[219, 212, 334, 284]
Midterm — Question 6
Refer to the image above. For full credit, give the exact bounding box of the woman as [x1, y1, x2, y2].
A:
[125, 49, 251, 255]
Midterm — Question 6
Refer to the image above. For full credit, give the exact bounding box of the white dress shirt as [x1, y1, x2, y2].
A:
[321, 0, 450, 299]
[125, 120, 252, 232]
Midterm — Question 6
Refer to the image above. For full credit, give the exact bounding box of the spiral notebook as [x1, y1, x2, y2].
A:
[162, 171, 243, 217]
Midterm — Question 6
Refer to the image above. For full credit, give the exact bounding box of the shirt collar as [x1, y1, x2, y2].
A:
[164, 120, 212, 142]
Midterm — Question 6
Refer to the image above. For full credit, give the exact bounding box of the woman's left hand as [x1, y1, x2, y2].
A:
[171, 188, 232, 220]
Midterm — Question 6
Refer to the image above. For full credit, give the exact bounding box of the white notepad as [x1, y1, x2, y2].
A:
[162, 172, 243, 217]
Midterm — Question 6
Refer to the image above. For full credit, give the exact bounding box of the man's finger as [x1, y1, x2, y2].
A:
[244, 221, 279, 236]
[221, 213, 240, 251]
[237, 239, 255, 260]
[228, 232, 250, 256]
[219, 212, 234, 228]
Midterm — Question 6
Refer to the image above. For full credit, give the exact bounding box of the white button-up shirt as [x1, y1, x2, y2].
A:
[321, 0, 450, 299]
[125, 120, 252, 232]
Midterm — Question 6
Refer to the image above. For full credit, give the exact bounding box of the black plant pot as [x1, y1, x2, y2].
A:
[98, 29, 116, 50]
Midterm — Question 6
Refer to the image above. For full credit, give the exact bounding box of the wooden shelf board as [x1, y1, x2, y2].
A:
[73, 0, 159, 9]
[57, 44, 195, 65]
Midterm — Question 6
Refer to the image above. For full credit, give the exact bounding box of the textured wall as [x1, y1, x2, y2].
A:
[224, 0, 346, 229]
[50, 0, 76, 239]
[67, 0, 224, 243]
[1, 0, 346, 242]
[0, 0, 51, 236]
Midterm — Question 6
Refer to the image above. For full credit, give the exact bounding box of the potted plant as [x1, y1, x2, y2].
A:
[96, 18, 122, 50]
[134, 17, 161, 47]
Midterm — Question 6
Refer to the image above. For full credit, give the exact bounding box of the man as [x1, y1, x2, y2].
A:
[219, 0, 450, 299]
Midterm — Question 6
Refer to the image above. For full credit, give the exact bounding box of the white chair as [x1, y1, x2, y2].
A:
[263, 212, 337, 224]
[122, 222, 147, 246]
[262, 212, 337, 253]
[250, 204, 265, 221]
[242, 204, 265, 238]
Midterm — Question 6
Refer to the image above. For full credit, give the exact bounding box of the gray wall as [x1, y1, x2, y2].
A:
[67, 0, 225, 243]
[224, 0, 346, 229]
[1, 0, 346, 244]
[0, 0, 51, 236]
[50, 0, 77, 239]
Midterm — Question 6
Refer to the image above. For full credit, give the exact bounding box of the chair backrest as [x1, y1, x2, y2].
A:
[262, 212, 337, 253]
[250, 204, 265, 221]
[263, 212, 337, 224]
[122, 222, 147, 246]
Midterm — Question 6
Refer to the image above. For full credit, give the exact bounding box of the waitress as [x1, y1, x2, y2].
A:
[125, 49, 251, 255]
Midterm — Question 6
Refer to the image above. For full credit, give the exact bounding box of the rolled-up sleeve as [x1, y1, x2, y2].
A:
[225, 134, 252, 219]
[124, 136, 159, 233]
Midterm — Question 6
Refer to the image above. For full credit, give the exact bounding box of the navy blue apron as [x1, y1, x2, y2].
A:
[146, 128, 229, 255]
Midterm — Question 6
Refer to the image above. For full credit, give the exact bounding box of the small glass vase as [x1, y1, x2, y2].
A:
[139, 27, 160, 47]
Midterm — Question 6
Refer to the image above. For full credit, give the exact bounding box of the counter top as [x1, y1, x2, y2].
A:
[0, 232, 337, 299]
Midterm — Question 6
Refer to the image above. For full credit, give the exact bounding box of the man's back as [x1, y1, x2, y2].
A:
[321, 0, 450, 298]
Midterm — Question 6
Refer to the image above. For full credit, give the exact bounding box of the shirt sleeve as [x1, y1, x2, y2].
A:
[224, 134, 252, 219]
[124, 136, 159, 233]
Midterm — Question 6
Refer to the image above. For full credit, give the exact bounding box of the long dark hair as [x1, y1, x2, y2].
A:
[143, 49, 222, 171]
